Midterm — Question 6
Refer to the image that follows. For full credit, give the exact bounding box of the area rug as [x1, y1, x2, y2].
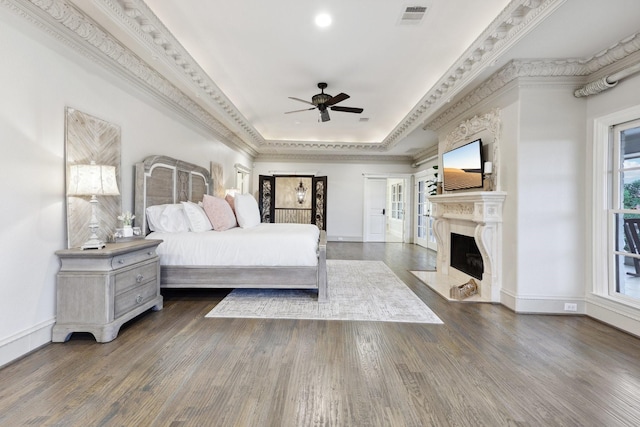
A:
[205, 260, 443, 323]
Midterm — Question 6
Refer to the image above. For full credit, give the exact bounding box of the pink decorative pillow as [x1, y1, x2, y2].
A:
[203, 194, 237, 231]
[225, 194, 235, 213]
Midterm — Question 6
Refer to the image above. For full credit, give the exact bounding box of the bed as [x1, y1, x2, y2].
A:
[134, 155, 328, 301]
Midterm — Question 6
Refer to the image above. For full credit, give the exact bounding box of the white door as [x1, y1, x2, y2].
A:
[415, 171, 438, 251]
[364, 178, 387, 242]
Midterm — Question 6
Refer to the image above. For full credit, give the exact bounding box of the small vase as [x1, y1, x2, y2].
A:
[123, 226, 133, 237]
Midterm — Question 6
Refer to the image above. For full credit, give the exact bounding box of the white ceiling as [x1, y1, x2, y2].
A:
[77, 0, 640, 161]
[143, 0, 510, 143]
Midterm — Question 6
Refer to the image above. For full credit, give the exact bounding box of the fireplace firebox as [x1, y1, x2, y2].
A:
[450, 233, 483, 280]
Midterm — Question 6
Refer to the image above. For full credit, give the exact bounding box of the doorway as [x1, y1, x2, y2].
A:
[258, 175, 327, 230]
[363, 176, 410, 242]
[415, 169, 438, 251]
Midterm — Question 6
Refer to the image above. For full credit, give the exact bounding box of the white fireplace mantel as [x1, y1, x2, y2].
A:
[427, 191, 506, 302]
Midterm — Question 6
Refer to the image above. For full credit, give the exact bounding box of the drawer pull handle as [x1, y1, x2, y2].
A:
[118, 259, 125, 264]
[136, 274, 144, 283]
[135, 295, 143, 304]
[147, 251, 154, 256]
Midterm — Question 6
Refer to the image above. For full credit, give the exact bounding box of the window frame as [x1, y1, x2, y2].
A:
[593, 106, 640, 310]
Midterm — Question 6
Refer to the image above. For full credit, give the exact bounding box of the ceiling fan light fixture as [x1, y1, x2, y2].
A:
[287, 83, 363, 122]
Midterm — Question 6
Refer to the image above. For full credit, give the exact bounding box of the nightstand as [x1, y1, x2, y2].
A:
[52, 239, 163, 343]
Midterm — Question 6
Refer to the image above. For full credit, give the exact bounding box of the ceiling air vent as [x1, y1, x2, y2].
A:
[399, 5, 428, 25]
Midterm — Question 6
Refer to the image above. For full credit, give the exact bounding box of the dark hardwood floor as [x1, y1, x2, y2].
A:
[2, 242, 640, 426]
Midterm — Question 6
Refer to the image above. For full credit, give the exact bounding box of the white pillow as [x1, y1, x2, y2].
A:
[181, 201, 213, 232]
[234, 194, 261, 228]
[145, 204, 190, 233]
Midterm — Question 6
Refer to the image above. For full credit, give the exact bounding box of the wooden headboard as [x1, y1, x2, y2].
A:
[134, 155, 212, 234]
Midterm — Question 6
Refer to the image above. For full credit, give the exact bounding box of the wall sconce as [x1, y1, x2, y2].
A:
[295, 180, 307, 204]
[68, 161, 120, 249]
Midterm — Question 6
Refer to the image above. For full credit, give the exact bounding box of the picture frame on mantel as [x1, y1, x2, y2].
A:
[64, 108, 122, 249]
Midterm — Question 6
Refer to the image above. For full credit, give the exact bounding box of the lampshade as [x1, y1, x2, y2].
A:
[68, 161, 120, 196]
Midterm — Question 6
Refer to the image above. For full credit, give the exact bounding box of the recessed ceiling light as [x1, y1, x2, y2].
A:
[315, 13, 332, 28]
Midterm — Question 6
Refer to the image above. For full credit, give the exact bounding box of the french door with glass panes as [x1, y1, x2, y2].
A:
[611, 119, 640, 301]
[415, 171, 437, 251]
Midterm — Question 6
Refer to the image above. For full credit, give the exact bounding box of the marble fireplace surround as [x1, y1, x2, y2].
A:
[425, 191, 506, 303]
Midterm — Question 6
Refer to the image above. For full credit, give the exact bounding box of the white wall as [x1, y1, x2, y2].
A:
[513, 84, 587, 312]
[253, 161, 415, 241]
[0, 9, 251, 366]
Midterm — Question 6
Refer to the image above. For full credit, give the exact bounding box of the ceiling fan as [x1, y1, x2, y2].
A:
[285, 82, 364, 122]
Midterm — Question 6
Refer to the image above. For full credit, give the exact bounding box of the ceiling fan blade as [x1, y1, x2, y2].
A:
[288, 96, 315, 106]
[285, 107, 315, 114]
[320, 109, 330, 122]
[325, 92, 349, 106]
[330, 106, 364, 114]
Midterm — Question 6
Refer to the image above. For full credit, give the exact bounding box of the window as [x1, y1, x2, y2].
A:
[234, 163, 250, 194]
[610, 119, 640, 301]
[391, 183, 403, 220]
[417, 179, 426, 239]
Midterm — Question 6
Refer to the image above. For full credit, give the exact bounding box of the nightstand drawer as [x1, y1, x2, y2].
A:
[112, 247, 157, 269]
[114, 280, 158, 319]
[114, 261, 158, 295]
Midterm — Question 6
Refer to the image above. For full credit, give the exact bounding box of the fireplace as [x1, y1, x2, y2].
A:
[419, 191, 506, 302]
[450, 233, 483, 280]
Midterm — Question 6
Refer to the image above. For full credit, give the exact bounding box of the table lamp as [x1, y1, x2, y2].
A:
[68, 161, 120, 249]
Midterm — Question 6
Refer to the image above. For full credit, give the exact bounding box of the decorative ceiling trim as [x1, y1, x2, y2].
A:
[36, 0, 562, 154]
[263, 140, 388, 152]
[381, 0, 565, 150]
[2, 0, 258, 156]
[7, 0, 639, 160]
[425, 32, 640, 131]
[100, 0, 265, 150]
[254, 153, 413, 165]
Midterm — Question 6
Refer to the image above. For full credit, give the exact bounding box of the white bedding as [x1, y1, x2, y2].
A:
[148, 223, 320, 267]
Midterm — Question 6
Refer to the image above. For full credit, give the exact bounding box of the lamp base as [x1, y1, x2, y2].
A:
[81, 238, 106, 250]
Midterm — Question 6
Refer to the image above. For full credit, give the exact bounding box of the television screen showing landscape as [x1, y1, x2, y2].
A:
[442, 139, 483, 191]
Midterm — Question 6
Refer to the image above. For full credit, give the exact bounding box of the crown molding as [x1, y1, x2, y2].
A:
[6, 0, 640, 159]
[425, 31, 640, 131]
[262, 140, 389, 153]
[98, 0, 266, 150]
[9, 0, 559, 155]
[254, 152, 413, 165]
[381, 0, 566, 151]
[2, 0, 258, 156]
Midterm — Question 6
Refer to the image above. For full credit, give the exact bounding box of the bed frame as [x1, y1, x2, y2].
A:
[134, 155, 328, 301]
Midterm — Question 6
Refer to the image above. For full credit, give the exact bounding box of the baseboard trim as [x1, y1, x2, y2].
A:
[499, 291, 586, 314]
[0, 319, 54, 368]
[327, 235, 362, 242]
[586, 295, 640, 338]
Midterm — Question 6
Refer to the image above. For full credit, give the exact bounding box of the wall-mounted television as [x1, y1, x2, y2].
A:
[442, 139, 484, 191]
